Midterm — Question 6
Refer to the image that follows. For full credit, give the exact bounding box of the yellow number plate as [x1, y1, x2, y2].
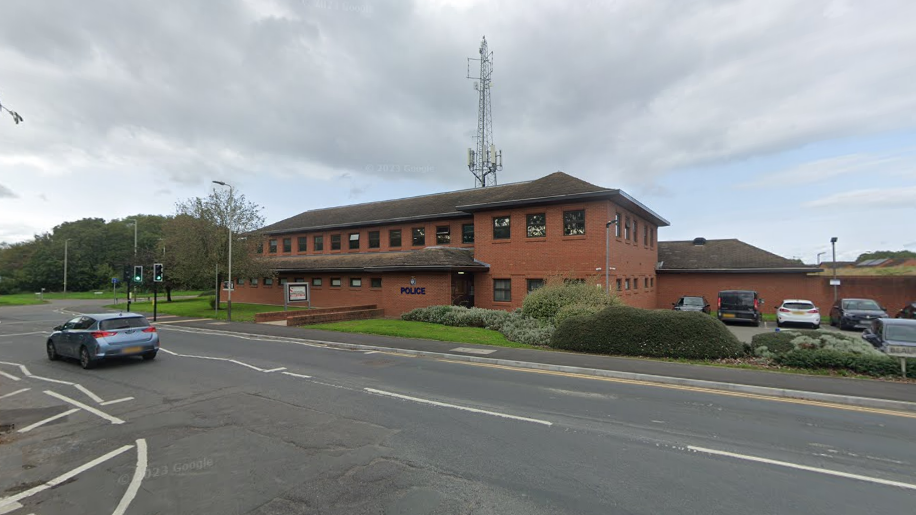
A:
[792, 311, 805, 315]
[722, 314, 735, 318]
[123, 346, 142, 354]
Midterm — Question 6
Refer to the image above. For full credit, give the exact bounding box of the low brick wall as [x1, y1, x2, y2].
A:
[287, 308, 385, 326]
[254, 305, 377, 323]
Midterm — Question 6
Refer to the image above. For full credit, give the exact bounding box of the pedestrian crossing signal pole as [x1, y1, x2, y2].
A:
[153, 264, 163, 321]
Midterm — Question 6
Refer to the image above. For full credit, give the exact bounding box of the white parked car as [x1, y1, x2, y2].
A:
[777, 299, 821, 329]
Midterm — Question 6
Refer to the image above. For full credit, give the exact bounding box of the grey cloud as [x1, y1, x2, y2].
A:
[0, 184, 17, 198]
[804, 186, 916, 209]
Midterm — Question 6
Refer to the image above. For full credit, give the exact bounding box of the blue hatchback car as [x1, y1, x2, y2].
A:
[47, 313, 160, 369]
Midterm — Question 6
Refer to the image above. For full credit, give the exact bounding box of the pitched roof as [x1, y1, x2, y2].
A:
[261, 172, 669, 234]
[263, 247, 489, 273]
[657, 239, 821, 274]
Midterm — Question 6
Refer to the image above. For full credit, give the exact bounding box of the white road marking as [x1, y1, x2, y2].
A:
[112, 438, 147, 515]
[0, 444, 134, 509]
[0, 361, 31, 376]
[18, 408, 80, 433]
[262, 367, 286, 373]
[0, 388, 30, 400]
[28, 374, 75, 386]
[688, 445, 916, 491]
[43, 390, 125, 425]
[74, 384, 104, 404]
[0, 331, 48, 338]
[364, 388, 554, 427]
[154, 318, 212, 324]
[363, 351, 378, 354]
[0, 502, 23, 514]
[450, 347, 497, 355]
[159, 348, 178, 355]
[158, 348, 267, 372]
[281, 371, 313, 379]
[101, 397, 135, 406]
[0, 371, 20, 381]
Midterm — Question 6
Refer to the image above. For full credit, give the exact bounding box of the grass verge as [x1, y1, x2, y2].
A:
[105, 298, 304, 323]
[306, 319, 537, 348]
[0, 290, 205, 306]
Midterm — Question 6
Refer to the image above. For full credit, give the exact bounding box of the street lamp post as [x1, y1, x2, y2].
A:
[830, 237, 839, 302]
[816, 251, 826, 265]
[213, 181, 234, 322]
[63, 239, 70, 295]
[605, 219, 619, 295]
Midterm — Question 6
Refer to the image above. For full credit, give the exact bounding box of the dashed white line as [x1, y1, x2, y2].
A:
[101, 397, 135, 406]
[281, 371, 313, 379]
[74, 384, 104, 404]
[44, 390, 125, 425]
[18, 408, 80, 433]
[363, 351, 378, 355]
[0, 444, 134, 509]
[364, 388, 554, 427]
[0, 501, 23, 514]
[688, 445, 916, 491]
[0, 371, 20, 381]
[112, 438, 147, 515]
[262, 367, 287, 373]
[0, 388, 30, 400]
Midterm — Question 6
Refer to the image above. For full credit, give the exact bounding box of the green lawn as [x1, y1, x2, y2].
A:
[106, 297, 304, 322]
[0, 289, 205, 307]
[306, 319, 537, 348]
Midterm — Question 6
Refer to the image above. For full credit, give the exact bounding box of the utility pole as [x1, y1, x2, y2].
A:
[605, 219, 619, 295]
[830, 237, 839, 303]
[63, 239, 70, 295]
[466, 36, 502, 187]
[213, 181, 234, 321]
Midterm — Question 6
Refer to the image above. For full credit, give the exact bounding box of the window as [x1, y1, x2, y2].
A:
[349, 277, 362, 287]
[280, 278, 288, 285]
[527, 279, 545, 293]
[370, 278, 382, 288]
[314, 235, 324, 251]
[650, 228, 655, 247]
[236, 278, 244, 285]
[644, 278, 649, 289]
[650, 277, 654, 287]
[494, 279, 511, 302]
[312, 278, 322, 287]
[526, 213, 546, 237]
[330, 278, 341, 287]
[625, 278, 630, 290]
[633, 221, 638, 243]
[250, 278, 259, 286]
[564, 278, 585, 285]
[436, 225, 451, 244]
[615, 212, 621, 237]
[368, 231, 380, 248]
[349, 232, 360, 250]
[281, 238, 290, 252]
[269, 239, 277, 253]
[624, 217, 631, 240]
[331, 234, 341, 250]
[390, 229, 402, 247]
[294, 277, 304, 283]
[616, 278, 622, 291]
[264, 277, 273, 286]
[493, 216, 510, 239]
[297, 237, 307, 252]
[643, 225, 648, 246]
[462, 223, 475, 243]
[412, 227, 425, 246]
[563, 210, 585, 236]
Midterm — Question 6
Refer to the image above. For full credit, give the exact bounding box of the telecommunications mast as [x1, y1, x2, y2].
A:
[466, 36, 502, 187]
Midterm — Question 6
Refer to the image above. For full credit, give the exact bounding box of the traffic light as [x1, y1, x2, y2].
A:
[122, 265, 132, 283]
[133, 265, 143, 283]
[153, 263, 163, 282]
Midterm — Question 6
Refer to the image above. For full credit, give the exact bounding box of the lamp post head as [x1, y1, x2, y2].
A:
[606, 220, 619, 228]
[212, 180, 227, 186]
[830, 237, 838, 244]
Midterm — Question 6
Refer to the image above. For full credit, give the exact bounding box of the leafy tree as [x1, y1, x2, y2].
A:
[855, 250, 916, 262]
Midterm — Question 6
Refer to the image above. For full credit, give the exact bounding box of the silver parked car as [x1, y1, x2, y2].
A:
[47, 313, 160, 369]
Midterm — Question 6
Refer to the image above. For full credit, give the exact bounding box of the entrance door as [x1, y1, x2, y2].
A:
[451, 273, 475, 307]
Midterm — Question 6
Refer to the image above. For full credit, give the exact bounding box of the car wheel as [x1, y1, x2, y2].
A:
[47, 341, 59, 361]
[829, 317, 837, 327]
[79, 347, 96, 370]
[142, 351, 157, 361]
[812, 323, 820, 330]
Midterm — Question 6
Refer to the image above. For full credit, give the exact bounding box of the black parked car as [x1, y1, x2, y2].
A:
[829, 298, 889, 330]
[673, 296, 711, 314]
[895, 302, 916, 319]
[717, 290, 762, 326]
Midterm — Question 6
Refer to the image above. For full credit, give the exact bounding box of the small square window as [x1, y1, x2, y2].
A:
[297, 237, 307, 252]
[368, 231, 380, 249]
[390, 229, 402, 247]
[331, 234, 341, 250]
[563, 210, 585, 236]
[462, 224, 475, 244]
[280, 278, 288, 285]
[236, 278, 245, 285]
[436, 225, 451, 244]
[526, 279, 545, 293]
[494, 279, 511, 302]
[526, 214, 546, 238]
[294, 277, 304, 283]
[283, 238, 292, 253]
[370, 278, 382, 288]
[314, 235, 324, 251]
[493, 216, 510, 239]
[312, 278, 322, 287]
[349, 232, 360, 250]
[349, 277, 362, 287]
[330, 278, 341, 287]
[269, 239, 277, 253]
[264, 277, 274, 286]
[250, 278, 259, 286]
[412, 227, 425, 246]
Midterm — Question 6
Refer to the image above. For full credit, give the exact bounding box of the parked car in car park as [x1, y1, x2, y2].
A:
[776, 299, 820, 329]
[862, 318, 916, 354]
[895, 302, 916, 319]
[47, 313, 159, 369]
[828, 298, 889, 330]
[673, 296, 711, 314]
[717, 290, 762, 326]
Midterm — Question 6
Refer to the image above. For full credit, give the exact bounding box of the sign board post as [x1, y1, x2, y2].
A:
[112, 277, 118, 305]
[285, 282, 310, 312]
[829, 279, 841, 286]
[885, 345, 915, 378]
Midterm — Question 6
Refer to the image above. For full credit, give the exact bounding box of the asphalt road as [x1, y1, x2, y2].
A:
[2, 301, 915, 515]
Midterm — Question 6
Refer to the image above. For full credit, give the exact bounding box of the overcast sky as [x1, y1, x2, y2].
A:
[1, 0, 914, 262]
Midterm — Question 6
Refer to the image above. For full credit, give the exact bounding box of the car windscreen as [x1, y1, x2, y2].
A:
[720, 292, 754, 307]
[843, 300, 881, 311]
[783, 302, 814, 310]
[886, 325, 916, 343]
[682, 297, 705, 306]
[99, 317, 150, 330]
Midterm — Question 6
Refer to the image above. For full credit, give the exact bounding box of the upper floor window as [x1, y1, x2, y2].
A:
[282, 238, 292, 253]
[297, 236, 307, 252]
[368, 231, 380, 249]
[633, 221, 638, 243]
[624, 217, 631, 240]
[349, 277, 362, 287]
[331, 234, 341, 250]
[526, 213, 546, 237]
[312, 278, 322, 286]
[330, 278, 342, 287]
[269, 239, 277, 253]
[349, 233, 360, 250]
[462, 223, 475, 244]
[493, 216, 510, 239]
[390, 229, 402, 247]
[643, 225, 648, 246]
[616, 278, 622, 291]
[370, 278, 382, 288]
[615, 212, 621, 237]
[563, 210, 585, 236]
[314, 235, 324, 252]
[625, 278, 630, 290]
[412, 227, 425, 246]
[436, 226, 451, 244]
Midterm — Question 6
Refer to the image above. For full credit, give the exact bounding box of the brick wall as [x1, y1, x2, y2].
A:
[287, 308, 386, 326]
[254, 305, 378, 323]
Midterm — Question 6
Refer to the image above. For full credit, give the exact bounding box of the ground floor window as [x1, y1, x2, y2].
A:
[644, 278, 649, 289]
[650, 277, 654, 287]
[526, 278, 545, 293]
[370, 278, 382, 288]
[264, 277, 273, 286]
[236, 278, 244, 285]
[250, 278, 259, 286]
[312, 278, 322, 287]
[616, 278, 622, 291]
[350, 277, 362, 287]
[294, 277, 304, 283]
[624, 278, 630, 290]
[330, 278, 341, 287]
[494, 279, 511, 302]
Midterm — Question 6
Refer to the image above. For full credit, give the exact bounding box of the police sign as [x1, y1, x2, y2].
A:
[401, 287, 426, 295]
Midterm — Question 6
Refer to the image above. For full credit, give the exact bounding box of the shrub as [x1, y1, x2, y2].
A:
[522, 281, 621, 324]
[550, 305, 744, 359]
[774, 349, 916, 378]
[401, 305, 552, 346]
[554, 303, 603, 326]
[206, 296, 217, 309]
[751, 329, 884, 357]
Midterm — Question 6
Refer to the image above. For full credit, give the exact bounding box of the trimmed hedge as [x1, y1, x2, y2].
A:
[550, 305, 744, 359]
[522, 281, 621, 324]
[751, 329, 883, 358]
[401, 305, 554, 346]
[774, 349, 916, 378]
